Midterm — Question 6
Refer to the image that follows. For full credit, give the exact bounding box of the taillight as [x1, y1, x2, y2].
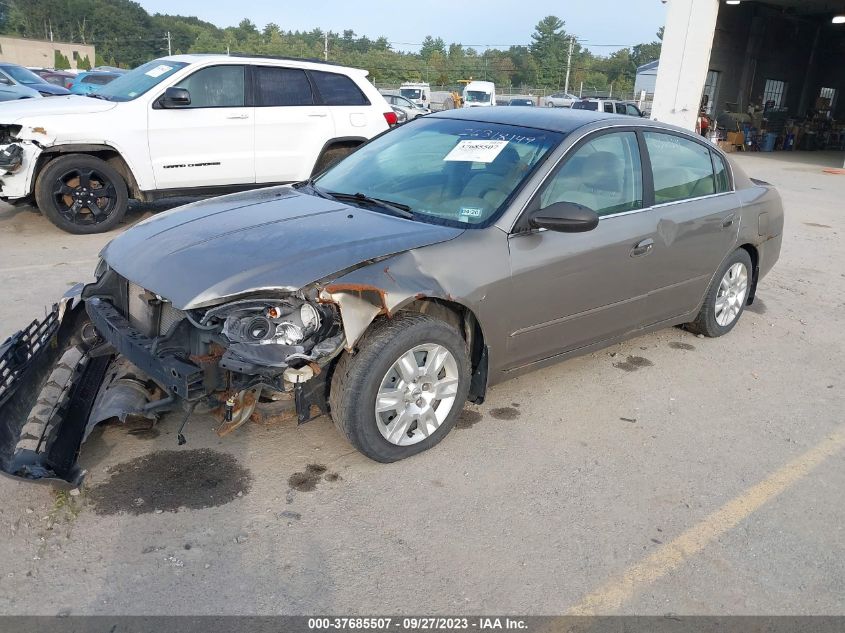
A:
[383, 111, 398, 127]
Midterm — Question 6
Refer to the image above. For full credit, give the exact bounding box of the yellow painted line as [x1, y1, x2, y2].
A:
[567, 427, 845, 615]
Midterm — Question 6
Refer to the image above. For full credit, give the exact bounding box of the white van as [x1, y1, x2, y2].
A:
[462, 81, 496, 107]
[399, 82, 431, 107]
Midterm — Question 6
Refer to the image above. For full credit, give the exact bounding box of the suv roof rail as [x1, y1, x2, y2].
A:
[227, 52, 351, 68]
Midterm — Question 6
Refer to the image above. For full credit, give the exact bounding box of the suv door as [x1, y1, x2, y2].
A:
[506, 130, 658, 369]
[148, 64, 254, 189]
[638, 130, 741, 323]
[253, 66, 334, 183]
[310, 70, 372, 142]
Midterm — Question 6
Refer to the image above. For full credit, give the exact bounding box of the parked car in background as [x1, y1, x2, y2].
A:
[572, 98, 645, 117]
[69, 71, 123, 94]
[545, 92, 579, 107]
[508, 98, 535, 106]
[30, 68, 77, 89]
[0, 54, 396, 234]
[0, 107, 784, 482]
[0, 63, 70, 97]
[383, 93, 430, 120]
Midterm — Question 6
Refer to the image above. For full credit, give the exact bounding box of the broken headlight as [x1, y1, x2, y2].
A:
[220, 300, 322, 347]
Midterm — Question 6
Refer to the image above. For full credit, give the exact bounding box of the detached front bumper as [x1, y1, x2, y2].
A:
[0, 141, 40, 200]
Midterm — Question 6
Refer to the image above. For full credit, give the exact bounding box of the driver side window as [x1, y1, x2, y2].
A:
[539, 131, 643, 217]
[173, 65, 245, 108]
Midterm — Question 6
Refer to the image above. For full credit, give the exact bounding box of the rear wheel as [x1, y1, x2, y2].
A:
[686, 248, 752, 337]
[329, 313, 470, 462]
[35, 154, 128, 234]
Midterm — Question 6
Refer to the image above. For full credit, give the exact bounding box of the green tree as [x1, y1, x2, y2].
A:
[529, 15, 576, 87]
[420, 35, 446, 61]
[78, 54, 92, 70]
[54, 50, 71, 69]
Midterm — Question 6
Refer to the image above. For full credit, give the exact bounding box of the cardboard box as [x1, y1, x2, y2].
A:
[718, 140, 735, 153]
[727, 131, 745, 147]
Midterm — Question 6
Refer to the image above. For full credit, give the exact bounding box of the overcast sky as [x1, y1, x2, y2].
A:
[136, 0, 667, 54]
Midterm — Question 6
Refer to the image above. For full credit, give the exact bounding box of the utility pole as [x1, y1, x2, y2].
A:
[166, 31, 172, 56]
[563, 36, 574, 94]
[324, 32, 328, 61]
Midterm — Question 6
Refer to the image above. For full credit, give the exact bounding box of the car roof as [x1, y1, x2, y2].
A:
[160, 54, 368, 75]
[429, 106, 618, 133]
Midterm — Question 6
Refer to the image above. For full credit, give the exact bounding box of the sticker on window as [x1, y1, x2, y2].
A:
[444, 139, 509, 163]
[145, 64, 174, 78]
[459, 207, 483, 218]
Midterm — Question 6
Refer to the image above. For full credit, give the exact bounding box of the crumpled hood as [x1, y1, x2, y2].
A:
[101, 187, 464, 309]
[0, 95, 117, 122]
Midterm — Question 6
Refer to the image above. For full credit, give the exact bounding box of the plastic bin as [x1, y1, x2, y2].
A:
[760, 133, 777, 152]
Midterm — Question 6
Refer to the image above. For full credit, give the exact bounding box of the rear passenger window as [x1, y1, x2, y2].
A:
[310, 71, 369, 106]
[615, 103, 626, 114]
[644, 131, 716, 203]
[603, 102, 614, 113]
[539, 131, 643, 217]
[711, 151, 731, 193]
[255, 67, 314, 106]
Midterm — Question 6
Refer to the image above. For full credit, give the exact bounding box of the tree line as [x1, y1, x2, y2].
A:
[1, 0, 662, 94]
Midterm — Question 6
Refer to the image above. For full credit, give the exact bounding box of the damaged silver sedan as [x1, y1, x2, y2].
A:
[0, 108, 783, 484]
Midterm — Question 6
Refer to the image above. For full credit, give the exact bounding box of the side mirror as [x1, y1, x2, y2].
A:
[0, 76, 11, 86]
[160, 87, 191, 108]
[530, 201, 599, 233]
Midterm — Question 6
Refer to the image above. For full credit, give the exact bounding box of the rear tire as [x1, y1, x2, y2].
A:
[35, 154, 128, 234]
[686, 248, 752, 337]
[312, 146, 355, 175]
[329, 312, 470, 462]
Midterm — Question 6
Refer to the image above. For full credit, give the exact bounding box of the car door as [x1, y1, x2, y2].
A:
[252, 65, 334, 183]
[148, 64, 254, 189]
[505, 129, 660, 369]
[638, 130, 741, 324]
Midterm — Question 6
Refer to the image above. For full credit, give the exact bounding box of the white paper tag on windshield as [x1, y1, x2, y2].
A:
[444, 140, 509, 163]
[145, 64, 173, 78]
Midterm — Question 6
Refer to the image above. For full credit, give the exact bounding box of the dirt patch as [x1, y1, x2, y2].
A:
[88, 449, 252, 515]
[288, 464, 341, 492]
[803, 222, 831, 228]
[613, 356, 654, 372]
[456, 408, 483, 429]
[746, 298, 767, 315]
[490, 407, 520, 420]
[668, 342, 696, 351]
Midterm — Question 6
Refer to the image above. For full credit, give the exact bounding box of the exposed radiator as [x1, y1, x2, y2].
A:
[127, 282, 185, 337]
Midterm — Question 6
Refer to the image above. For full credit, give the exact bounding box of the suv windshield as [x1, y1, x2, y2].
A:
[1, 65, 44, 85]
[465, 91, 491, 103]
[94, 60, 188, 102]
[314, 117, 563, 228]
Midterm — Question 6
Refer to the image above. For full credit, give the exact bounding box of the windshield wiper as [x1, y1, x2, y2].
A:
[325, 191, 414, 219]
[85, 93, 110, 100]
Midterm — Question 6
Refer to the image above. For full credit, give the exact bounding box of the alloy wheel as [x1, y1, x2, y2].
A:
[52, 168, 119, 226]
[715, 262, 749, 327]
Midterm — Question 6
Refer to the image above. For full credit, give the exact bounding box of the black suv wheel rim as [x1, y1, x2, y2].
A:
[52, 168, 118, 225]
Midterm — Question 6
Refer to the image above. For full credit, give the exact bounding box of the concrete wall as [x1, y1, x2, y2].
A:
[651, 0, 720, 130]
[0, 37, 95, 70]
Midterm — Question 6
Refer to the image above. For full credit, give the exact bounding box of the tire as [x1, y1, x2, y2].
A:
[547, 102, 555, 107]
[329, 312, 471, 462]
[686, 248, 752, 337]
[312, 146, 355, 175]
[35, 153, 128, 234]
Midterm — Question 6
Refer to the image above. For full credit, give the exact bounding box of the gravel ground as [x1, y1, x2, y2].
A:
[0, 152, 843, 615]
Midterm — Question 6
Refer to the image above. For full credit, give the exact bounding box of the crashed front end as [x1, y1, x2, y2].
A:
[0, 124, 47, 201]
[0, 266, 348, 486]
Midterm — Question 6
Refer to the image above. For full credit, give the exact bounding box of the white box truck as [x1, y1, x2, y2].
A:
[462, 81, 496, 107]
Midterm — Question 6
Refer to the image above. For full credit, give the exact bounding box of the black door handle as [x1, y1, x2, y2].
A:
[630, 238, 654, 257]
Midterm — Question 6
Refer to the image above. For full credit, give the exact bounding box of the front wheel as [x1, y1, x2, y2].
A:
[35, 154, 128, 234]
[686, 248, 752, 337]
[329, 312, 471, 462]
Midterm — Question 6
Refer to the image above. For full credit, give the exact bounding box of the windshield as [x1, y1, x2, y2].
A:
[400, 88, 422, 100]
[94, 60, 188, 102]
[314, 117, 563, 228]
[1, 65, 44, 85]
[465, 90, 491, 103]
[572, 101, 599, 111]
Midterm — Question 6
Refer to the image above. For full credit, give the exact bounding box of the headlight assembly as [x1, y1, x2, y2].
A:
[220, 299, 322, 347]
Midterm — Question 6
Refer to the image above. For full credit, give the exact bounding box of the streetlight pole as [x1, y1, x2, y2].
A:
[564, 36, 574, 94]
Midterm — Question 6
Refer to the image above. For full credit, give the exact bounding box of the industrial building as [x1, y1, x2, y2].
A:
[652, 0, 845, 165]
[0, 36, 95, 70]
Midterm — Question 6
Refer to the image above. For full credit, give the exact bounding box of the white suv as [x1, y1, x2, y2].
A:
[0, 55, 396, 233]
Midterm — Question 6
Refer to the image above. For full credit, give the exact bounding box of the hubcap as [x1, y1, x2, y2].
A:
[715, 262, 749, 327]
[375, 343, 459, 446]
[52, 168, 118, 225]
